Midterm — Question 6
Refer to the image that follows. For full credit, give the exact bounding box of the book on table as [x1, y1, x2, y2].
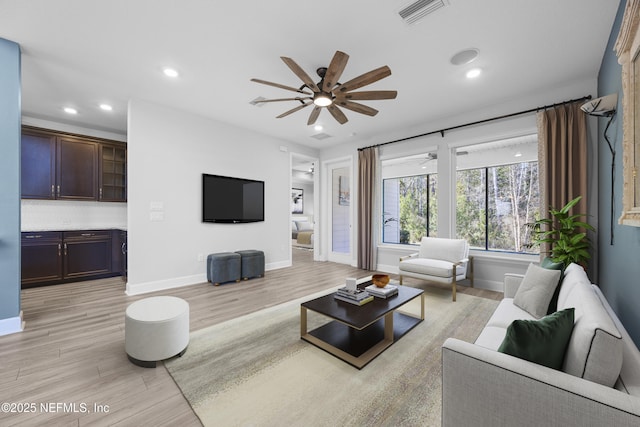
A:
[334, 294, 374, 306]
[365, 284, 399, 298]
[336, 287, 370, 300]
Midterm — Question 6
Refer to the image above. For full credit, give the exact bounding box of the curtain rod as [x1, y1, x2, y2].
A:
[357, 95, 592, 152]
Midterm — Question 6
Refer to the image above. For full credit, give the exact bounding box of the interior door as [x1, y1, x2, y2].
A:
[328, 162, 352, 264]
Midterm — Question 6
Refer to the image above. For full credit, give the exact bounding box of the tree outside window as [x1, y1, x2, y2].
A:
[457, 161, 539, 253]
[383, 174, 437, 244]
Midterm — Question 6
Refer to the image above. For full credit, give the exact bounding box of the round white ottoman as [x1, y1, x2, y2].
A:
[125, 296, 189, 368]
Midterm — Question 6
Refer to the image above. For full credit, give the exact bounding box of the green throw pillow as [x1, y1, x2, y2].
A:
[541, 257, 565, 315]
[498, 308, 575, 370]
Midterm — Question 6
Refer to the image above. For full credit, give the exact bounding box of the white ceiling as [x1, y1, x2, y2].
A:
[0, 0, 619, 148]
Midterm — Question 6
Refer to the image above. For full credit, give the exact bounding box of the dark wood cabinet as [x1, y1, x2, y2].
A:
[62, 231, 112, 280]
[100, 144, 127, 202]
[21, 229, 124, 288]
[21, 130, 56, 199]
[57, 137, 98, 200]
[21, 126, 125, 202]
[21, 232, 63, 287]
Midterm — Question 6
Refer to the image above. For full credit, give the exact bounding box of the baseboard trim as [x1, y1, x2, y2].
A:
[0, 311, 24, 336]
[375, 263, 502, 292]
[267, 260, 290, 271]
[125, 274, 207, 296]
[125, 261, 291, 296]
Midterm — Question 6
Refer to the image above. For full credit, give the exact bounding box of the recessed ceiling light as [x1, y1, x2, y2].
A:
[314, 124, 323, 131]
[99, 104, 113, 111]
[466, 68, 482, 79]
[63, 107, 77, 115]
[163, 67, 179, 78]
[450, 48, 479, 66]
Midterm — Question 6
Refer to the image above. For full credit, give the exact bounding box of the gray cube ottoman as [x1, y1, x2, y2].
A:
[236, 249, 265, 280]
[207, 252, 241, 285]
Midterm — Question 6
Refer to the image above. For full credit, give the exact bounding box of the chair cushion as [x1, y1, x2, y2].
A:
[418, 237, 467, 263]
[399, 258, 456, 278]
[559, 280, 623, 387]
[513, 263, 562, 319]
[498, 308, 575, 370]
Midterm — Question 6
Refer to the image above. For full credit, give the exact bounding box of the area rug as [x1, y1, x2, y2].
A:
[165, 287, 499, 427]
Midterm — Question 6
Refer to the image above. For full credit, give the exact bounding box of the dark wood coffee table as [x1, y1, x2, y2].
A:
[300, 284, 424, 369]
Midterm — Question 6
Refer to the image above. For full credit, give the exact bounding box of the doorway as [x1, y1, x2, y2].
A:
[291, 153, 319, 263]
[324, 158, 353, 265]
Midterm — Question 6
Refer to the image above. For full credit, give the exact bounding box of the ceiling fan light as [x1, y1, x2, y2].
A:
[313, 93, 333, 107]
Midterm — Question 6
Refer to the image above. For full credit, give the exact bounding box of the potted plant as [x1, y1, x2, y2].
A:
[526, 196, 595, 268]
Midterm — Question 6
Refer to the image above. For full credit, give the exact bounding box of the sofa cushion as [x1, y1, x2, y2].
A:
[484, 298, 537, 329]
[513, 263, 562, 319]
[399, 258, 456, 278]
[559, 280, 623, 387]
[498, 308, 575, 370]
[557, 263, 589, 309]
[417, 237, 467, 263]
[475, 325, 508, 350]
[540, 257, 565, 314]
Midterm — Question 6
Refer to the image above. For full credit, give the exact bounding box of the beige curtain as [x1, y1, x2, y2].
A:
[537, 101, 588, 255]
[357, 147, 379, 270]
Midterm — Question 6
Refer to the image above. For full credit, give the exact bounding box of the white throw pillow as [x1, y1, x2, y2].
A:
[513, 263, 562, 319]
[294, 221, 311, 231]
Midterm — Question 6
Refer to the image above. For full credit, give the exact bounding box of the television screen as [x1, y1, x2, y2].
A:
[202, 174, 264, 223]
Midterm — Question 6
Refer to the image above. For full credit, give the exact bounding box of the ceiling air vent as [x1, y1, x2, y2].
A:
[310, 132, 332, 141]
[398, 0, 447, 25]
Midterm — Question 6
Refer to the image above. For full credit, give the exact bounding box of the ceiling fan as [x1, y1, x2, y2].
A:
[251, 51, 397, 125]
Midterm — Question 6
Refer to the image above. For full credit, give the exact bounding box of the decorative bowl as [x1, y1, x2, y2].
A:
[372, 274, 390, 288]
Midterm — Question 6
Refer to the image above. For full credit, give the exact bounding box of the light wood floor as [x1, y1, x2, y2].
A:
[0, 248, 501, 426]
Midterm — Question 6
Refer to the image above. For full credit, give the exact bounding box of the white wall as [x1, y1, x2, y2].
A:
[126, 99, 316, 294]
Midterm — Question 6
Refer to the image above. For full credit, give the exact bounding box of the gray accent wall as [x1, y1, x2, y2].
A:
[0, 38, 21, 330]
[597, 1, 640, 346]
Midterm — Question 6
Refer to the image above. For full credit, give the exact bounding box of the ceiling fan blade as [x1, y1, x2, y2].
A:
[322, 51, 349, 92]
[335, 66, 392, 94]
[250, 78, 312, 95]
[307, 106, 321, 125]
[327, 104, 348, 124]
[280, 56, 320, 92]
[276, 102, 311, 118]
[335, 100, 378, 116]
[254, 97, 311, 103]
[335, 90, 397, 101]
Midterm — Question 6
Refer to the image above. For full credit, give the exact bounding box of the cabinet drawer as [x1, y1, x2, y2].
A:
[22, 231, 63, 242]
[63, 230, 111, 240]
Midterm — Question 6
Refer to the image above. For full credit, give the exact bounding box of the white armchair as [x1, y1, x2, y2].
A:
[398, 237, 473, 301]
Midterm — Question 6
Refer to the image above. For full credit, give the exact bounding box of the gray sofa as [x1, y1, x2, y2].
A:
[442, 263, 640, 426]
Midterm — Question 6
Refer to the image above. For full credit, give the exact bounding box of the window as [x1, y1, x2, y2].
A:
[383, 174, 437, 244]
[456, 137, 540, 253]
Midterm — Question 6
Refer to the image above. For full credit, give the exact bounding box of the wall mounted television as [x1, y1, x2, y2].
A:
[202, 174, 264, 223]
